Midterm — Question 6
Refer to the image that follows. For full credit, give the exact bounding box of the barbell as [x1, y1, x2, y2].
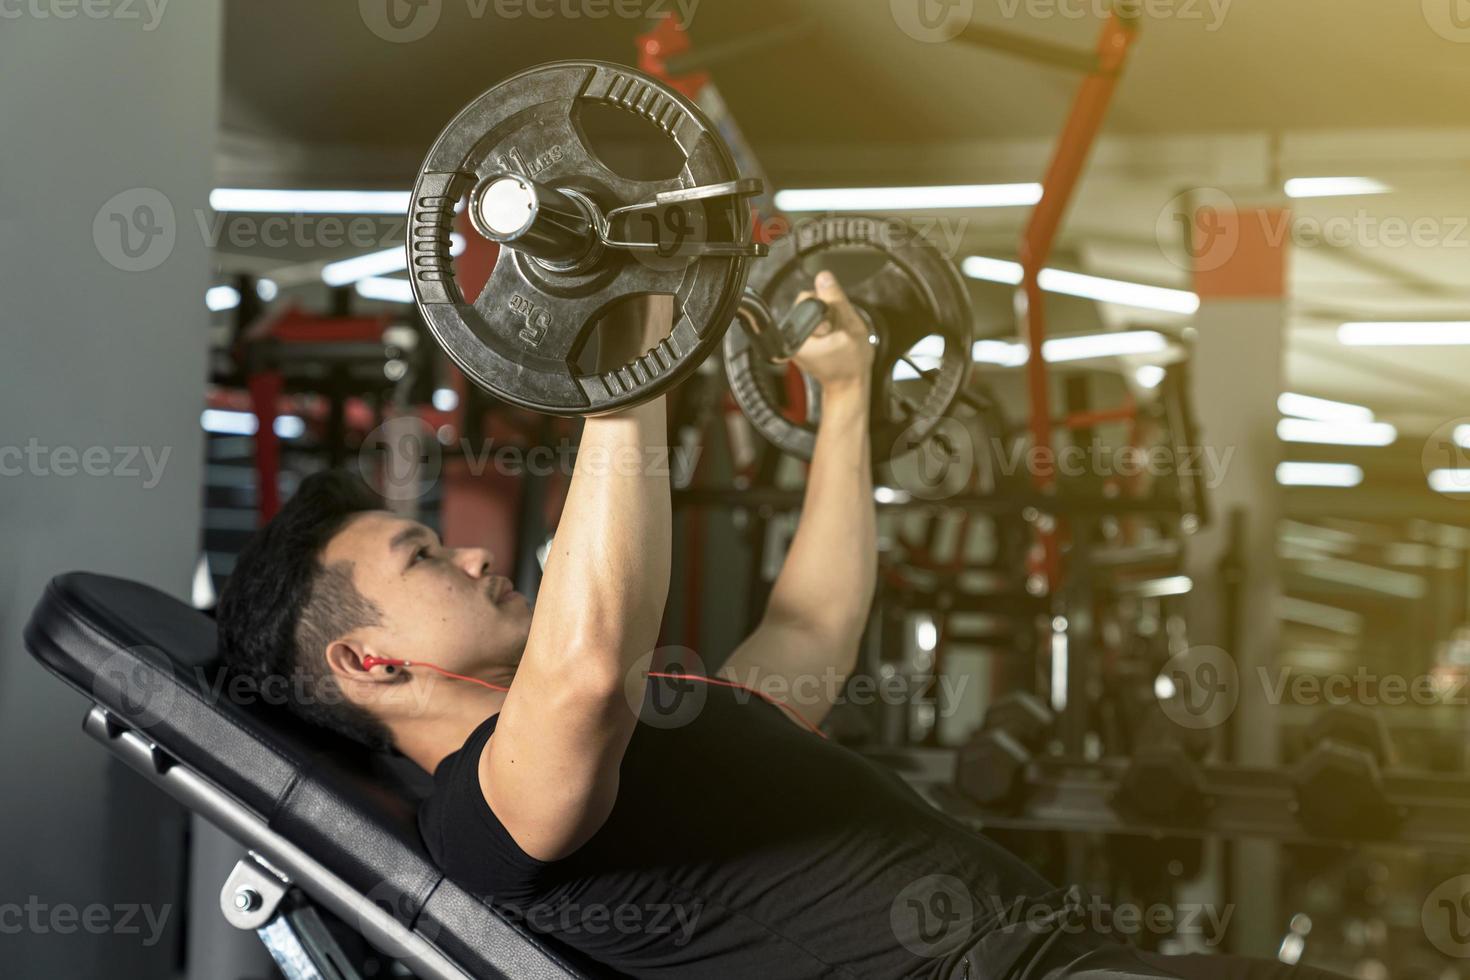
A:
[407, 60, 975, 462]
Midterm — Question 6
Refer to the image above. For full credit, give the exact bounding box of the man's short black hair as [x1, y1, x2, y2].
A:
[216, 470, 395, 751]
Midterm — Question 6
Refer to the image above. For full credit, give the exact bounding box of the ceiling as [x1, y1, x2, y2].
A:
[216, 0, 1470, 436]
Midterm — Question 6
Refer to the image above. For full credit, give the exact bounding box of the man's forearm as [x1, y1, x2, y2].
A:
[764, 383, 876, 653]
[525, 397, 672, 687]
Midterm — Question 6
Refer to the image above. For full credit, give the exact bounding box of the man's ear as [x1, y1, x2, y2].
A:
[325, 637, 398, 686]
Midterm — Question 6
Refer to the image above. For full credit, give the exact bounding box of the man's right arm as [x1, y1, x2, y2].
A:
[477, 303, 673, 862]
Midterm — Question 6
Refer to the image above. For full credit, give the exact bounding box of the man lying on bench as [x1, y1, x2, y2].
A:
[215, 279, 1343, 980]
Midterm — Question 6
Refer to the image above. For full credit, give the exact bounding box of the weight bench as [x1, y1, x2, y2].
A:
[24, 572, 624, 980]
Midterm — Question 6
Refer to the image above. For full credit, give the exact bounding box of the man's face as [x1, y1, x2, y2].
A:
[323, 510, 532, 678]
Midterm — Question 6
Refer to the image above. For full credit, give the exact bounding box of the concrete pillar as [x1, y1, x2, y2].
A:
[1182, 201, 1291, 954]
[0, 3, 222, 976]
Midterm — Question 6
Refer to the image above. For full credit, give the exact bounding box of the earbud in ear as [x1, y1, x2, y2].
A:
[362, 655, 408, 673]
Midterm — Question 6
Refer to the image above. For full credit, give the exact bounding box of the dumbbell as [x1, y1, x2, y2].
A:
[954, 692, 1055, 811]
[1112, 741, 1209, 825]
[1290, 705, 1399, 839]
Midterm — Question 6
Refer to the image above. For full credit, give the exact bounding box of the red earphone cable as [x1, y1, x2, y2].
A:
[364, 658, 826, 738]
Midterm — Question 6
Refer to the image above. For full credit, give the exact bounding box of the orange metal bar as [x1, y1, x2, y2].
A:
[1018, 12, 1139, 589]
[1060, 397, 1137, 431]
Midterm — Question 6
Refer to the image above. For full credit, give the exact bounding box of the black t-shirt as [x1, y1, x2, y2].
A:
[418, 677, 1080, 979]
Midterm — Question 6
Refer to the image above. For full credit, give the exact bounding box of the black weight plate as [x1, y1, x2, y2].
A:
[724, 215, 974, 462]
[408, 61, 754, 416]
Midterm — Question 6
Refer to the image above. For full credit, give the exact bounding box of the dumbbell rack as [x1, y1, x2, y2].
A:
[867, 746, 1470, 852]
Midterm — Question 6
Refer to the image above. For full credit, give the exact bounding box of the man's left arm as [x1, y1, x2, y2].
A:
[719, 272, 877, 728]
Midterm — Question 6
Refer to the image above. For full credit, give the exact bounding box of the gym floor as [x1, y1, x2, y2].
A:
[5, 2, 1470, 978]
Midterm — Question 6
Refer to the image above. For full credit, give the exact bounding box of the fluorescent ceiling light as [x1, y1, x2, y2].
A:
[1297, 557, 1425, 599]
[326, 235, 465, 287]
[355, 277, 415, 304]
[1276, 462, 1364, 488]
[206, 285, 241, 312]
[1277, 393, 1374, 423]
[274, 416, 306, 439]
[1279, 597, 1362, 635]
[1339, 322, 1470, 346]
[774, 183, 1042, 212]
[971, 339, 1029, 367]
[1044, 330, 1168, 362]
[962, 257, 1199, 314]
[915, 616, 938, 652]
[1124, 575, 1193, 599]
[201, 409, 257, 436]
[1429, 469, 1470, 495]
[1283, 177, 1391, 199]
[1277, 418, 1397, 447]
[1135, 365, 1166, 389]
[325, 249, 410, 287]
[969, 331, 1168, 366]
[256, 278, 278, 302]
[961, 256, 1024, 285]
[211, 189, 411, 214]
[1039, 269, 1200, 315]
